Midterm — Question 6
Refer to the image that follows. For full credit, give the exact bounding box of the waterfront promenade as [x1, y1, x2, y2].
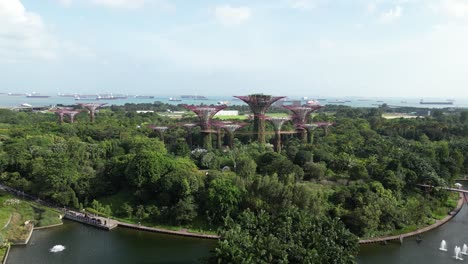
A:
[63, 210, 118, 230]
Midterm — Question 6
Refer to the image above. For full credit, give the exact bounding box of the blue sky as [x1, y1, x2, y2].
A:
[1, 0, 468, 98]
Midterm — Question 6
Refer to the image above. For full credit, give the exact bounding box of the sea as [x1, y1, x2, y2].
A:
[1, 94, 468, 109]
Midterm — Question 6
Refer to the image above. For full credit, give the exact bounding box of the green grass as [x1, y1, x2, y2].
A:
[0, 190, 62, 245]
[0, 246, 7, 263]
[388, 225, 418, 236]
[213, 115, 248, 120]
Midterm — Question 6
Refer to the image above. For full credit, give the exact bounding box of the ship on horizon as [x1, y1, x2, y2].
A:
[26, 93, 50, 98]
[420, 99, 453, 105]
[134, 95, 155, 99]
[181, 95, 208, 100]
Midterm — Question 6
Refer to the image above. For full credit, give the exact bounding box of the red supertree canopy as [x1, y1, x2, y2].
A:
[234, 94, 285, 116]
[283, 105, 322, 126]
[183, 105, 227, 130]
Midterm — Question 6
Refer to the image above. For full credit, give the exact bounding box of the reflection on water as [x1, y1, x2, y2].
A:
[7, 220, 216, 264]
[358, 203, 468, 264]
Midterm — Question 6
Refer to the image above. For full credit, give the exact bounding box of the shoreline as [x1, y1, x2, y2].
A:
[359, 194, 464, 244]
[33, 222, 64, 230]
[1, 245, 10, 264]
[117, 222, 219, 240]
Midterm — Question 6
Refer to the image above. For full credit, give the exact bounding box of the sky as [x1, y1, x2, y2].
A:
[1, 0, 468, 98]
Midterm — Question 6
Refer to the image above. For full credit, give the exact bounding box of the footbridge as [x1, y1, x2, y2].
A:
[416, 184, 468, 194]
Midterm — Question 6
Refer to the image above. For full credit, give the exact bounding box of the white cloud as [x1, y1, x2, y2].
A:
[91, 0, 146, 9]
[0, 0, 94, 62]
[379, 5, 402, 23]
[214, 5, 251, 26]
[0, 0, 58, 61]
[57, 0, 73, 7]
[437, 0, 468, 18]
[289, 0, 317, 10]
[60, 0, 174, 10]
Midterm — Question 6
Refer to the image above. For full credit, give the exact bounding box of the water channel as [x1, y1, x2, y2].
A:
[8, 199, 468, 263]
[7, 221, 216, 264]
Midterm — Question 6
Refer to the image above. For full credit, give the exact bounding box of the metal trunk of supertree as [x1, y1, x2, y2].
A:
[312, 122, 335, 137]
[216, 123, 247, 149]
[234, 94, 285, 145]
[183, 105, 227, 149]
[267, 117, 291, 152]
[319, 122, 334, 136]
[79, 103, 107, 122]
[54, 109, 67, 124]
[301, 124, 319, 144]
[182, 123, 197, 148]
[283, 105, 322, 143]
[65, 110, 81, 123]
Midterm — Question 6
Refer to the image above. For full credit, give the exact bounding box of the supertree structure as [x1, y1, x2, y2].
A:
[78, 103, 107, 122]
[223, 123, 248, 149]
[183, 105, 227, 149]
[234, 94, 285, 145]
[149, 125, 169, 142]
[283, 105, 322, 142]
[301, 122, 335, 142]
[212, 122, 225, 149]
[267, 117, 291, 152]
[300, 123, 319, 144]
[314, 122, 334, 136]
[64, 110, 82, 123]
[53, 109, 68, 124]
[212, 121, 246, 149]
[182, 123, 198, 147]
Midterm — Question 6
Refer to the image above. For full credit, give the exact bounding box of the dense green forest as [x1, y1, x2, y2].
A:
[0, 104, 467, 263]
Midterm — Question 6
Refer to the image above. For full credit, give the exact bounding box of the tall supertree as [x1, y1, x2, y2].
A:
[183, 105, 227, 149]
[64, 110, 82, 123]
[267, 117, 291, 152]
[53, 109, 68, 124]
[283, 105, 322, 142]
[149, 125, 169, 142]
[182, 123, 197, 147]
[234, 94, 285, 145]
[79, 103, 107, 122]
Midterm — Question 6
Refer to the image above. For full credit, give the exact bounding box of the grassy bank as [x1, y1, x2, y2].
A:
[0, 246, 6, 263]
[0, 190, 62, 245]
[93, 192, 217, 236]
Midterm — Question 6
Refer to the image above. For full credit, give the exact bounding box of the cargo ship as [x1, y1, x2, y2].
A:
[420, 100, 453, 105]
[181, 95, 208, 100]
[134, 95, 155, 99]
[26, 93, 50, 98]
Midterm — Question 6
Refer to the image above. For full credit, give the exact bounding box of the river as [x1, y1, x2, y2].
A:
[7, 202, 467, 263]
[7, 221, 216, 264]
